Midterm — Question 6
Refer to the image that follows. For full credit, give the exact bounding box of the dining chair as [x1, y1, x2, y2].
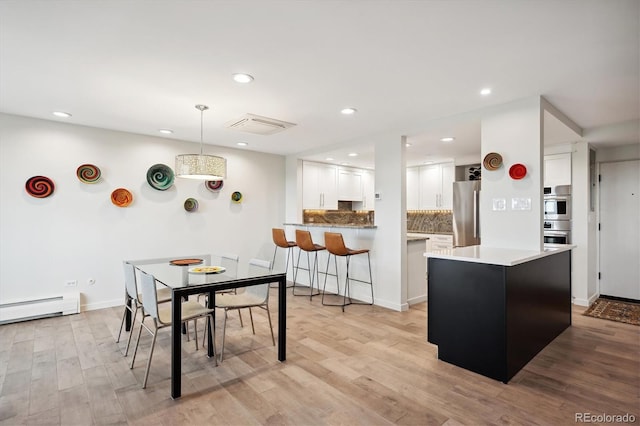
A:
[129, 271, 216, 389]
[214, 258, 276, 362]
[116, 262, 172, 356]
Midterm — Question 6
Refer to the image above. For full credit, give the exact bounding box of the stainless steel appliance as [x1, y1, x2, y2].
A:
[543, 220, 571, 244]
[453, 181, 481, 247]
[544, 185, 572, 221]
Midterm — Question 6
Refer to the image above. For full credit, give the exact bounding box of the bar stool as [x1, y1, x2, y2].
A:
[322, 232, 374, 312]
[293, 229, 326, 300]
[271, 228, 297, 287]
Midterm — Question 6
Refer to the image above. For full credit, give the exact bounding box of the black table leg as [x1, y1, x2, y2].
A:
[278, 275, 286, 361]
[171, 292, 182, 399]
[207, 290, 216, 359]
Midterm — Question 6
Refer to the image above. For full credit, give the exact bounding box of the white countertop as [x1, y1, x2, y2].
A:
[424, 244, 575, 266]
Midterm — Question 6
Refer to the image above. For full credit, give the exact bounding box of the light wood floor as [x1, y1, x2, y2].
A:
[1, 289, 638, 425]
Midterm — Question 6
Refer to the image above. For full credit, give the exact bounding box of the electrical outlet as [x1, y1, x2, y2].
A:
[88, 278, 95, 285]
[65, 280, 77, 287]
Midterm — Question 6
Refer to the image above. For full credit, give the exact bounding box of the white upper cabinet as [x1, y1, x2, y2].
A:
[406, 167, 420, 210]
[440, 163, 454, 209]
[338, 168, 363, 201]
[302, 161, 338, 209]
[544, 153, 572, 187]
[411, 162, 454, 210]
[361, 169, 375, 210]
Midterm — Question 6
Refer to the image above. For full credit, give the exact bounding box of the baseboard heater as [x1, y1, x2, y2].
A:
[0, 293, 80, 325]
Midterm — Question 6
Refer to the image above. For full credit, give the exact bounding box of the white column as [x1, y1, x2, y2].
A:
[480, 97, 544, 251]
[373, 134, 408, 311]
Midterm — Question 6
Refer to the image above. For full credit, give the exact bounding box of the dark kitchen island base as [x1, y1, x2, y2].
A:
[427, 248, 571, 383]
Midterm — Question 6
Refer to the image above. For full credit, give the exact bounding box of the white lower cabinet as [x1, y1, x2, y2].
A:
[427, 233, 453, 250]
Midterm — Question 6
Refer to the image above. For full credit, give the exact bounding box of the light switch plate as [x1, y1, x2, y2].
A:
[511, 197, 532, 211]
[492, 198, 507, 211]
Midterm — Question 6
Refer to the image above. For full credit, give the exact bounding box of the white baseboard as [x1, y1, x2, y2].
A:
[408, 295, 427, 305]
[572, 292, 599, 307]
[81, 298, 122, 312]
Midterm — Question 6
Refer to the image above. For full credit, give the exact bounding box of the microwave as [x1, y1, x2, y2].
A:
[544, 196, 571, 220]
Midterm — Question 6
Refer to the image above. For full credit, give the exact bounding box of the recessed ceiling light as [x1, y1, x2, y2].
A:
[158, 129, 173, 134]
[440, 137, 455, 142]
[52, 111, 72, 118]
[236, 142, 248, 147]
[341, 162, 350, 166]
[405, 143, 412, 147]
[348, 152, 358, 157]
[233, 73, 254, 83]
[480, 88, 492, 96]
[341, 108, 357, 115]
[325, 157, 335, 161]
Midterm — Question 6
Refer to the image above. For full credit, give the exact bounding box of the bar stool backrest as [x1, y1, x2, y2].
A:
[123, 262, 139, 301]
[272, 228, 291, 248]
[324, 232, 349, 256]
[139, 271, 161, 324]
[296, 230, 317, 251]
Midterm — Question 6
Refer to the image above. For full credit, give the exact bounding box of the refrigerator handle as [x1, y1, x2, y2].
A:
[473, 190, 478, 238]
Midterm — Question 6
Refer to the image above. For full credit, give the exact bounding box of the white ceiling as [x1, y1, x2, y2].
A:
[1, 0, 638, 170]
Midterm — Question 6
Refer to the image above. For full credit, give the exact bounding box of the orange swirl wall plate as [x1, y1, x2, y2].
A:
[111, 188, 133, 207]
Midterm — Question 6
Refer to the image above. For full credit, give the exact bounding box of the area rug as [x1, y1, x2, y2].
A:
[583, 298, 640, 326]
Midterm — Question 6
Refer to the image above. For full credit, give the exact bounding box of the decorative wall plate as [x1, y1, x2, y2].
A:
[483, 152, 503, 171]
[25, 176, 55, 198]
[509, 163, 527, 180]
[76, 164, 101, 183]
[231, 191, 243, 203]
[111, 188, 133, 207]
[146, 164, 174, 190]
[205, 180, 224, 192]
[184, 198, 198, 212]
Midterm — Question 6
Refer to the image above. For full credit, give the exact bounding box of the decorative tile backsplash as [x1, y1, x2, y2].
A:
[407, 210, 453, 233]
[303, 210, 375, 226]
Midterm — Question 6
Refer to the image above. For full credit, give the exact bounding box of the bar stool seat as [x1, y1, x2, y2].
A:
[293, 229, 326, 300]
[271, 228, 297, 288]
[322, 232, 374, 312]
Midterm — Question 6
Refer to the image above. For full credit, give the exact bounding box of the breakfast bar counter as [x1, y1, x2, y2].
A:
[426, 244, 574, 383]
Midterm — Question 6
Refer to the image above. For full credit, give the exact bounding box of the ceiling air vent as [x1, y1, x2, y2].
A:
[224, 113, 296, 135]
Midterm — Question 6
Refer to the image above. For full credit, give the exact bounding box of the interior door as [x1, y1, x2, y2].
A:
[599, 160, 640, 300]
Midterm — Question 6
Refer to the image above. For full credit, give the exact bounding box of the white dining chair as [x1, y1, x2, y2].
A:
[215, 258, 276, 362]
[116, 262, 172, 356]
[129, 271, 216, 389]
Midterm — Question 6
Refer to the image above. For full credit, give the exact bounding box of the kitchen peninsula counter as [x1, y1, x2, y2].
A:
[426, 244, 574, 383]
[284, 222, 377, 229]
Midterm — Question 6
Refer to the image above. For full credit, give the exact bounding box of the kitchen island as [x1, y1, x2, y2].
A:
[426, 244, 574, 383]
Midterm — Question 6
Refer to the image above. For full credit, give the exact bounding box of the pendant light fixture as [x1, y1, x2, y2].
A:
[175, 104, 227, 180]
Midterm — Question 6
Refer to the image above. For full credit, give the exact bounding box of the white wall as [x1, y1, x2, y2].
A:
[480, 97, 544, 251]
[0, 113, 285, 311]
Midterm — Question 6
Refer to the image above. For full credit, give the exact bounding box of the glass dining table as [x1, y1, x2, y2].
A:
[125, 255, 287, 399]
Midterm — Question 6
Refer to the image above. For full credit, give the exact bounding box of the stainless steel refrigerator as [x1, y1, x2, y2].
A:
[452, 181, 481, 247]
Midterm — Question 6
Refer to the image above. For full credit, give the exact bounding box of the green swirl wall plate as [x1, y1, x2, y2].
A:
[146, 164, 175, 190]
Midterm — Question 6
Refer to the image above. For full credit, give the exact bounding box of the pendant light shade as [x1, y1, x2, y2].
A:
[175, 105, 227, 180]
